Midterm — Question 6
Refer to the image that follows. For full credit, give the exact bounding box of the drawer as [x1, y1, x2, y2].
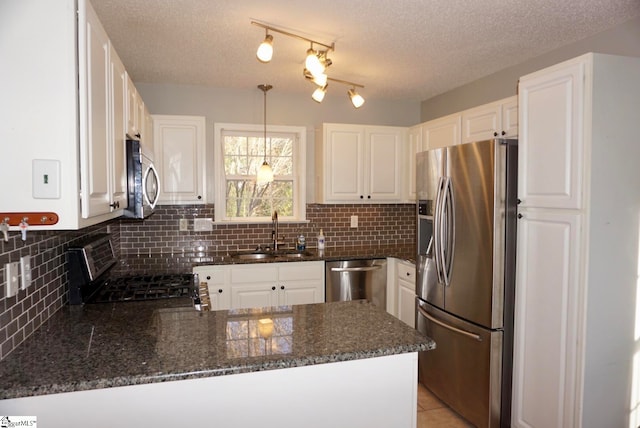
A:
[397, 261, 415, 283]
[193, 266, 226, 285]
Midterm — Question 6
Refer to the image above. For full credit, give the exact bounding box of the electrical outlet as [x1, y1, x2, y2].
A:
[5, 262, 19, 298]
[20, 255, 32, 290]
[194, 218, 213, 231]
[179, 219, 189, 231]
[350, 215, 358, 228]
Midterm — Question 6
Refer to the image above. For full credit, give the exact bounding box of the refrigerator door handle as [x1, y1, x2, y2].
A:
[418, 305, 482, 342]
[441, 177, 455, 286]
[433, 177, 445, 284]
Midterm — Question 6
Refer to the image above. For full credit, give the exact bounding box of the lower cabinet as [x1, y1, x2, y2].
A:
[194, 261, 325, 311]
[395, 260, 416, 328]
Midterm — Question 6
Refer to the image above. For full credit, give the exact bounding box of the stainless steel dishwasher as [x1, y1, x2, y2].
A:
[325, 259, 388, 308]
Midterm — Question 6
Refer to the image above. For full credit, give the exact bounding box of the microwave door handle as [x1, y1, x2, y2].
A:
[143, 163, 160, 209]
[418, 305, 482, 341]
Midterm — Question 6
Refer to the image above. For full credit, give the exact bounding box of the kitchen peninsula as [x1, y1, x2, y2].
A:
[0, 299, 433, 428]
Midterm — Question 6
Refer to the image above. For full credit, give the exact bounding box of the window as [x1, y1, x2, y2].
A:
[214, 123, 306, 222]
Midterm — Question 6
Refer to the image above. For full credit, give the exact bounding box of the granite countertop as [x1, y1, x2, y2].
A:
[0, 300, 434, 400]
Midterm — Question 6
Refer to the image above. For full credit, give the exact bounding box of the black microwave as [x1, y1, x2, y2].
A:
[123, 139, 159, 219]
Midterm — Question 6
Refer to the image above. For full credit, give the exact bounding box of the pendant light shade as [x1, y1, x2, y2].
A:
[305, 48, 325, 78]
[312, 85, 327, 103]
[348, 88, 365, 108]
[257, 84, 274, 185]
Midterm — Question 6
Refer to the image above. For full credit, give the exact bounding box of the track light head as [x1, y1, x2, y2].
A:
[257, 33, 273, 63]
[305, 47, 325, 78]
[348, 88, 365, 108]
[312, 85, 328, 103]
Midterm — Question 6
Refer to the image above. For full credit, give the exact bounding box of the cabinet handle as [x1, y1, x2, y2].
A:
[109, 201, 120, 209]
[218, 289, 223, 293]
[280, 285, 285, 290]
[135, 133, 141, 139]
[367, 195, 371, 199]
[360, 195, 364, 199]
[197, 195, 202, 200]
[206, 276, 211, 280]
[501, 131, 506, 136]
[271, 286, 276, 290]
[406, 272, 411, 276]
[517, 213, 524, 219]
[517, 199, 522, 205]
[493, 132, 498, 137]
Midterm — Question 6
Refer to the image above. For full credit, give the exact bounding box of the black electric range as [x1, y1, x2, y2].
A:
[66, 234, 197, 306]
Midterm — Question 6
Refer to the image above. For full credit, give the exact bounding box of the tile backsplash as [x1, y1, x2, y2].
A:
[0, 203, 415, 360]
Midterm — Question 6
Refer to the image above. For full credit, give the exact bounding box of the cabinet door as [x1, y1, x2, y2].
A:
[422, 113, 461, 150]
[461, 102, 501, 144]
[518, 60, 585, 210]
[502, 96, 518, 137]
[512, 211, 582, 428]
[143, 105, 154, 156]
[110, 46, 127, 210]
[194, 266, 231, 311]
[126, 73, 140, 138]
[406, 125, 422, 201]
[397, 280, 416, 328]
[79, 1, 111, 218]
[154, 115, 207, 204]
[278, 261, 324, 305]
[323, 124, 365, 201]
[231, 283, 278, 309]
[365, 127, 404, 201]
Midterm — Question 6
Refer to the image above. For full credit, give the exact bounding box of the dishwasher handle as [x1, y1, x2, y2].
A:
[418, 305, 482, 342]
[330, 265, 383, 273]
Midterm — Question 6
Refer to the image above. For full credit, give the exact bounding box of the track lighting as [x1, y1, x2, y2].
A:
[252, 21, 365, 108]
[256, 32, 273, 63]
[348, 88, 365, 108]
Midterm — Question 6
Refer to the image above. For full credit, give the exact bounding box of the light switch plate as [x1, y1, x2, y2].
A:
[194, 218, 213, 231]
[20, 255, 32, 290]
[179, 219, 189, 231]
[350, 215, 358, 228]
[5, 262, 20, 297]
[32, 159, 61, 199]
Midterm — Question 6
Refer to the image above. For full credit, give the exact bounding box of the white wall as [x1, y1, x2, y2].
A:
[136, 83, 420, 202]
[420, 15, 640, 121]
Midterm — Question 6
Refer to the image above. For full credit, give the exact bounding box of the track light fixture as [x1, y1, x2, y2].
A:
[252, 20, 366, 107]
[304, 71, 365, 108]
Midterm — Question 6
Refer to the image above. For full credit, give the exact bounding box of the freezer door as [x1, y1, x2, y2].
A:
[445, 140, 506, 329]
[417, 300, 503, 428]
[416, 149, 446, 308]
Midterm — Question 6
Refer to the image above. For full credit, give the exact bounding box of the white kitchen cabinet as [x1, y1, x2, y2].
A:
[195, 261, 324, 311]
[316, 123, 406, 203]
[142, 104, 154, 156]
[126, 73, 142, 139]
[0, 0, 143, 229]
[422, 113, 461, 150]
[512, 53, 640, 428]
[405, 124, 423, 202]
[109, 46, 128, 212]
[193, 265, 231, 311]
[154, 115, 207, 204]
[461, 96, 518, 144]
[395, 260, 416, 328]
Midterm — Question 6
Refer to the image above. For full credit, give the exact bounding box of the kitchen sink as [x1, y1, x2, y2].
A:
[283, 251, 314, 258]
[232, 253, 277, 260]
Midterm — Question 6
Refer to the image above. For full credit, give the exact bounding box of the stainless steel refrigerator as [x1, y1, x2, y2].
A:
[415, 139, 517, 428]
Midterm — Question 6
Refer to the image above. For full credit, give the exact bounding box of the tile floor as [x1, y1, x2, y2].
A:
[417, 383, 474, 427]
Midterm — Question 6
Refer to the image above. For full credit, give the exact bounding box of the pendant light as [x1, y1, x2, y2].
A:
[257, 84, 274, 185]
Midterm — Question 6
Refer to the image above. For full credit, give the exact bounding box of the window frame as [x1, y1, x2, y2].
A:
[214, 123, 306, 223]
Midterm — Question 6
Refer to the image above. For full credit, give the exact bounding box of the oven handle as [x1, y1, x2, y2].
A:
[417, 305, 482, 342]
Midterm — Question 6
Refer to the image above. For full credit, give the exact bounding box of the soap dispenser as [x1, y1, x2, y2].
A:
[317, 229, 325, 250]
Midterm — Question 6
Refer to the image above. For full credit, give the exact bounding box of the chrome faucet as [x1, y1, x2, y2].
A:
[271, 210, 279, 251]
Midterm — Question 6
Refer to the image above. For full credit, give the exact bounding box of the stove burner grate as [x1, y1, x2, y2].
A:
[92, 274, 194, 303]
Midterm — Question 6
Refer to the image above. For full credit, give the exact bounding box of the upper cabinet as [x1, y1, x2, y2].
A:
[461, 96, 518, 143]
[0, 0, 149, 229]
[316, 123, 405, 204]
[405, 124, 424, 201]
[154, 115, 207, 205]
[422, 113, 461, 150]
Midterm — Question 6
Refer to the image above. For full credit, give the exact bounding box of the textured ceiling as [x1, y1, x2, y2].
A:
[92, 0, 640, 101]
